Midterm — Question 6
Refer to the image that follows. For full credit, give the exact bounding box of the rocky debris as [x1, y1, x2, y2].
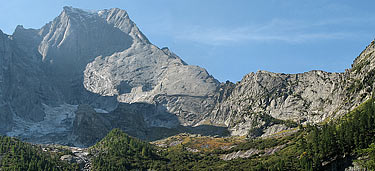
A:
[169, 140, 183, 147]
[261, 125, 299, 139]
[40, 144, 91, 170]
[69, 147, 91, 170]
[221, 148, 260, 161]
[262, 144, 286, 156]
[221, 144, 286, 161]
[6, 104, 78, 145]
[185, 147, 199, 153]
[220, 145, 236, 150]
[261, 124, 289, 138]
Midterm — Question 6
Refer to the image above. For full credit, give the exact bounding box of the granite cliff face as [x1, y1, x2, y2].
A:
[0, 7, 374, 146]
[1, 7, 220, 146]
[205, 42, 375, 136]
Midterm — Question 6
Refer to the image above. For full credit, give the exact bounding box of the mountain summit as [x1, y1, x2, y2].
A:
[1, 7, 220, 146]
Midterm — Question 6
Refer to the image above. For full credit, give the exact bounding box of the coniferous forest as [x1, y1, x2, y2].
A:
[0, 136, 79, 170]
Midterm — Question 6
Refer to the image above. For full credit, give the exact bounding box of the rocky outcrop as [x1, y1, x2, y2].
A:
[346, 41, 375, 106]
[221, 148, 260, 161]
[205, 40, 375, 136]
[207, 70, 347, 135]
[220, 144, 286, 161]
[72, 105, 111, 147]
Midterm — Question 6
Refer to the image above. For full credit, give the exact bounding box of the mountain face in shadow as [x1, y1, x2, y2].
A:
[72, 103, 229, 147]
[0, 6, 221, 146]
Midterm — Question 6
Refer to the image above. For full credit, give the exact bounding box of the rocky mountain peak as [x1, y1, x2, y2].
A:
[62, 6, 96, 17]
[98, 8, 130, 20]
[351, 40, 375, 73]
[1, 7, 221, 145]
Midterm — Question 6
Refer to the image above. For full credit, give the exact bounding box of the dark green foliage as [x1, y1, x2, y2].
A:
[300, 98, 375, 170]
[356, 143, 375, 170]
[90, 128, 166, 170]
[0, 136, 78, 170]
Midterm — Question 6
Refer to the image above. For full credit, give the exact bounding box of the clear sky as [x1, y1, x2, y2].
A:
[1, 0, 375, 82]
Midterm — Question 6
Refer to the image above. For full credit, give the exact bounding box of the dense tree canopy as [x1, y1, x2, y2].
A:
[0, 136, 79, 170]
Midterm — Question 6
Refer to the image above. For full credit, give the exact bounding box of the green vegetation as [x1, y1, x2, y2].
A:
[89, 128, 167, 170]
[356, 143, 375, 170]
[299, 98, 375, 170]
[0, 136, 79, 170]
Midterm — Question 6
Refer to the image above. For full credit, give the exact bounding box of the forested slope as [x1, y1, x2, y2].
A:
[86, 97, 375, 170]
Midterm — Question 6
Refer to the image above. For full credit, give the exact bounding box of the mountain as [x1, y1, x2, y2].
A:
[0, 6, 374, 147]
[0, 6, 220, 146]
[207, 41, 375, 136]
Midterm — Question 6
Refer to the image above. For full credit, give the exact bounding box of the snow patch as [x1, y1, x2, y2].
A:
[7, 104, 78, 138]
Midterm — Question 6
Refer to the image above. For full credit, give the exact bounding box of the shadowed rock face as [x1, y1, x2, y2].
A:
[0, 29, 46, 123]
[72, 104, 111, 147]
[1, 6, 374, 146]
[0, 31, 13, 133]
[71, 103, 229, 147]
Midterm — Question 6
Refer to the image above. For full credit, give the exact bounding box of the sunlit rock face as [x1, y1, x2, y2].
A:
[206, 41, 375, 136]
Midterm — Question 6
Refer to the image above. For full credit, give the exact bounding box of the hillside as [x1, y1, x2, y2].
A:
[0, 136, 79, 170]
[82, 97, 375, 170]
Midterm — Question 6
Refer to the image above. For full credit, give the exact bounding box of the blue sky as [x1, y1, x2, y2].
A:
[1, 0, 375, 82]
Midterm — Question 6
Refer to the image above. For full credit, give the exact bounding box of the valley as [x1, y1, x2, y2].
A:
[0, 6, 374, 170]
